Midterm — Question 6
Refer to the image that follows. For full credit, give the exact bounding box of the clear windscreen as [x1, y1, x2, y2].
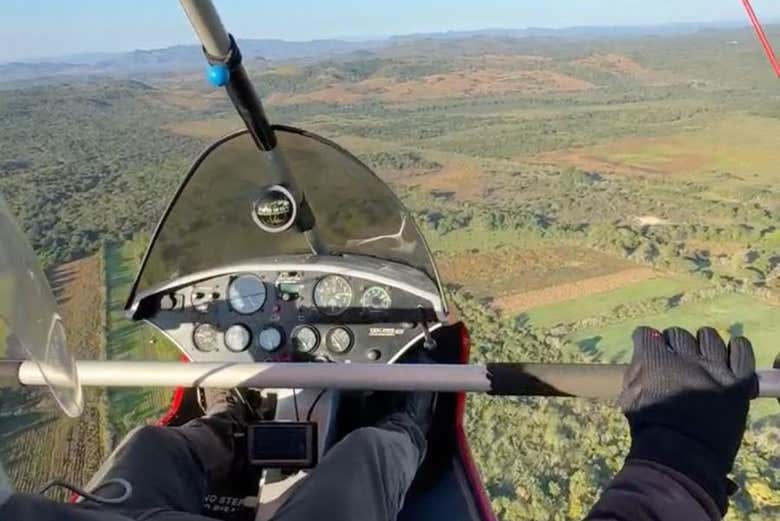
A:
[0, 460, 11, 506]
[131, 127, 440, 300]
[0, 198, 82, 418]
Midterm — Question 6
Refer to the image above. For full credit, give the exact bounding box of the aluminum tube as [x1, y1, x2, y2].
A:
[179, 0, 231, 58]
[14, 361, 780, 398]
[18, 361, 490, 392]
[759, 367, 780, 398]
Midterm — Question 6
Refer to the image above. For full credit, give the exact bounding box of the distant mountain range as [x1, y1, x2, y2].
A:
[0, 38, 394, 84]
[0, 21, 772, 85]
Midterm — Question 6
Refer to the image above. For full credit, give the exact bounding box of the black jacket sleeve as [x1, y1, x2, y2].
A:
[584, 459, 722, 521]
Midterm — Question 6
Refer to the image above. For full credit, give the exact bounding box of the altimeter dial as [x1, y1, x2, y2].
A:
[313, 275, 353, 316]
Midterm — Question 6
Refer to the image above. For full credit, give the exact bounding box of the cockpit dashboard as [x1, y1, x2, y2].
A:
[131, 256, 445, 364]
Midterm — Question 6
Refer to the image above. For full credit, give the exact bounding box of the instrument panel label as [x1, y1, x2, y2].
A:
[368, 327, 405, 337]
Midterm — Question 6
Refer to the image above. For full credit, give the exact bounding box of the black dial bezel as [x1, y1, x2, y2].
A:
[313, 275, 354, 316]
[326, 326, 354, 354]
[291, 325, 320, 353]
[228, 274, 268, 315]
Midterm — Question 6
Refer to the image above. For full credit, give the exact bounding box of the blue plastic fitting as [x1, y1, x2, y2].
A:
[206, 64, 230, 87]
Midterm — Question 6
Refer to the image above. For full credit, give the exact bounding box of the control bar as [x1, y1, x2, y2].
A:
[3, 361, 779, 399]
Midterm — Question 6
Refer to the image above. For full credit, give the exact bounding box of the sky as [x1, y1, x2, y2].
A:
[1, 0, 778, 63]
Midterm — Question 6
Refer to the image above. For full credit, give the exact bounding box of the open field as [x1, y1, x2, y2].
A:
[438, 244, 637, 301]
[538, 114, 780, 182]
[104, 239, 179, 443]
[268, 68, 596, 106]
[400, 161, 487, 201]
[493, 267, 657, 313]
[0, 255, 108, 495]
[570, 292, 780, 366]
[523, 275, 705, 328]
[574, 53, 665, 82]
[569, 292, 780, 420]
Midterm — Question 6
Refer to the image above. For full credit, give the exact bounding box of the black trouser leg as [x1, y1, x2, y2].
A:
[81, 408, 245, 516]
[272, 412, 426, 521]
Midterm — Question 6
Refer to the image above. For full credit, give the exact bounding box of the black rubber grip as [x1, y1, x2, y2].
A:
[0, 360, 22, 387]
[486, 363, 627, 398]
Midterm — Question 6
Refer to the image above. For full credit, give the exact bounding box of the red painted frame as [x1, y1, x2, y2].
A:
[454, 324, 497, 521]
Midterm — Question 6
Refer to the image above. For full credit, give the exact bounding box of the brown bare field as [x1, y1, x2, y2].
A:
[438, 245, 636, 299]
[2, 255, 108, 494]
[270, 68, 594, 106]
[535, 143, 711, 176]
[574, 53, 662, 82]
[382, 70, 594, 101]
[493, 267, 659, 313]
[466, 54, 551, 66]
[534, 115, 780, 181]
[399, 161, 486, 200]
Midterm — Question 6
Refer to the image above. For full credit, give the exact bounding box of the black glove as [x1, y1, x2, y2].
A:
[619, 326, 758, 514]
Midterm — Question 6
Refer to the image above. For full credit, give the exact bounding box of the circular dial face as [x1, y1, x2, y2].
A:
[257, 327, 283, 352]
[193, 323, 219, 352]
[313, 275, 353, 316]
[224, 324, 251, 352]
[360, 286, 392, 310]
[228, 274, 267, 314]
[292, 326, 319, 353]
[326, 327, 353, 354]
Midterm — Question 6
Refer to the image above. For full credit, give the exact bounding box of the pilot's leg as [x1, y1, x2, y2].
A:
[272, 411, 427, 521]
[79, 395, 247, 516]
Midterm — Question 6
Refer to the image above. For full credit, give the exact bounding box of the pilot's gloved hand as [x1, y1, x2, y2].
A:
[619, 326, 758, 514]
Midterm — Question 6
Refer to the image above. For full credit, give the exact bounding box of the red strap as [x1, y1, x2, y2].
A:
[742, 0, 780, 77]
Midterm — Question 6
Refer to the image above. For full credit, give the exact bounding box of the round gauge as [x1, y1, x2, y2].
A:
[257, 326, 283, 352]
[326, 327, 353, 354]
[193, 323, 219, 352]
[292, 325, 319, 353]
[313, 275, 353, 316]
[224, 324, 251, 352]
[228, 274, 267, 314]
[360, 286, 392, 310]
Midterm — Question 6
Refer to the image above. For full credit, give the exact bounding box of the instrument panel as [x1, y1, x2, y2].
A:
[144, 265, 442, 364]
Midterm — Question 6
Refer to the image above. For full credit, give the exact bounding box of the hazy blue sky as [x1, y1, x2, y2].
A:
[1, 0, 778, 62]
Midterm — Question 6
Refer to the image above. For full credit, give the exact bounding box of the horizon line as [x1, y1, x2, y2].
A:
[3, 17, 775, 66]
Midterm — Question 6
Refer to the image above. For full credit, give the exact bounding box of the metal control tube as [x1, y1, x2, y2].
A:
[7, 360, 780, 399]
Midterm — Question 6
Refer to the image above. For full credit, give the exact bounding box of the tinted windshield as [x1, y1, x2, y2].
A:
[131, 127, 440, 300]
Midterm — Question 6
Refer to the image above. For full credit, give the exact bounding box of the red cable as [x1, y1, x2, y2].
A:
[742, 0, 780, 77]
